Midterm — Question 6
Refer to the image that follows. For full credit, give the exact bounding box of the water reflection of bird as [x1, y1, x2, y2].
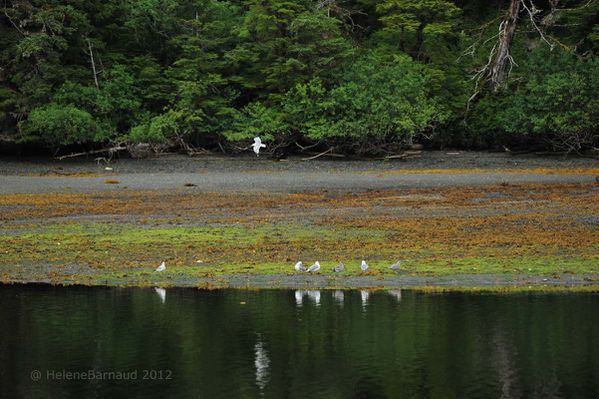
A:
[155, 261, 166, 272]
[154, 287, 166, 303]
[361, 290, 369, 306]
[389, 260, 401, 271]
[307, 261, 321, 273]
[254, 338, 270, 392]
[333, 290, 344, 303]
[306, 290, 321, 305]
[294, 261, 306, 272]
[361, 260, 369, 272]
[252, 137, 266, 156]
[332, 262, 344, 273]
[295, 290, 304, 306]
[388, 289, 402, 302]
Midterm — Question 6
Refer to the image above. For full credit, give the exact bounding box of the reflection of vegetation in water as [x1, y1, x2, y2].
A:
[2, 287, 599, 398]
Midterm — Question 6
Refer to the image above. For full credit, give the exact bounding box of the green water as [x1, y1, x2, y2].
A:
[1, 285, 598, 398]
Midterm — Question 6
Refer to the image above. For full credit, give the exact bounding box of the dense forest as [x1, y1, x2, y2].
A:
[1, 0, 598, 156]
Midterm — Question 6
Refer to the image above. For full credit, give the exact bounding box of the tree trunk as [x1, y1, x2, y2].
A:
[488, 0, 520, 92]
[86, 38, 100, 90]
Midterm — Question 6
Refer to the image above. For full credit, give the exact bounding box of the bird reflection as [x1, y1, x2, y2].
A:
[333, 290, 344, 303]
[361, 290, 369, 307]
[154, 287, 166, 303]
[254, 338, 270, 393]
[388, 289, 402, 302]
[294, 290, 304, 306]
[306, 290, 321, 306]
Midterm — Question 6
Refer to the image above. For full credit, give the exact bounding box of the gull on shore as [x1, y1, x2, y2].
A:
[360, 260, 369, 272]
[332, 262, 344, 273]
[294, 261, 306, 272]
[155, 261, 166, 272]
[307, 261, 321, 273]
[389, 260, 401, 271]
[252, 137, 266, 156]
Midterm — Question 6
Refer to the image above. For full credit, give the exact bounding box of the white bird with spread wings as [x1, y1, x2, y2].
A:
[252, 137, 266, 156]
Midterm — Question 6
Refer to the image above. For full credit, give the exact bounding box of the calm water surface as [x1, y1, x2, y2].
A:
[1, 285, 598, 398]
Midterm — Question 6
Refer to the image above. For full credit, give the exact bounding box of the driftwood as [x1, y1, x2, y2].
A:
[55, 145, 127, 160]
[301, 147, 345, 160]
[380, 150, 422, 160]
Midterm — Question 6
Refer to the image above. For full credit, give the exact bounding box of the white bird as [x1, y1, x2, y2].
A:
[155, 261, 166, 272]
[252, 137, 266, 156]
[307, 261, 321, 273]
[332, 262, 344, 273]
[389, 260, 401, 271]
[294, 261, 306, 272]
[154, 287, 166, 303]
[360, 260, 369, 272]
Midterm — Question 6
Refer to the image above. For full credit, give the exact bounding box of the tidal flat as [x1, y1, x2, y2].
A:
[1, 153, 598, 291]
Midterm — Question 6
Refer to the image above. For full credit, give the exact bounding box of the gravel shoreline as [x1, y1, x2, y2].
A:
[1, 152, 598, 194]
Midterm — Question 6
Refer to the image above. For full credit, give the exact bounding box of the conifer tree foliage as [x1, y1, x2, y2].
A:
[1, 0, 598, 154]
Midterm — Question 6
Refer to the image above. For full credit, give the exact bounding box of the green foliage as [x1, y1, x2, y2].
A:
[236, 53, 450, 147]
[304, 56, 442, 141]
[468, 49, 599, 151]
[376, 0, 461, 60]
[129, 110, 185, 144]
[1, 0, 598, 152]
[24, 105, 103, 146]
[228, 103, 281, 142]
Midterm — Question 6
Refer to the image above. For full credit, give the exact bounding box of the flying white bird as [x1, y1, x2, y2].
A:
[154, 287, 166, 303]
[360, 260, 369, 272]
[332, 262, 344, 273]
[252, 137, 266, 156]
[389, 260, 401, 271]
[294, 261, 306, 272]
[307, 261, 321, 273]
[155, 261, 166, 272]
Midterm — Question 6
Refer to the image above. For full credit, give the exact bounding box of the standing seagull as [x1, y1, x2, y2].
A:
[360, 260, 369, 272]
[307, 261, 321, 273]
[252, 137, 266, 156]
[332, 262, 344, 273]
[389, 260, 401, 271]
[155, 261, 166, 272]
[294, 261, 306, 272]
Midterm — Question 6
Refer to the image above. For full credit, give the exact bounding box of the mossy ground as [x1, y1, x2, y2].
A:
[1, 181, 597, 289]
